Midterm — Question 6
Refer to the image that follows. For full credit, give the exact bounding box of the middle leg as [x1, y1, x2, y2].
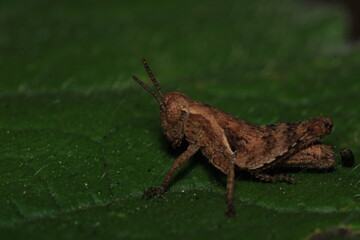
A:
[142, 144, 200, 199]
[226, 161, 236, 217]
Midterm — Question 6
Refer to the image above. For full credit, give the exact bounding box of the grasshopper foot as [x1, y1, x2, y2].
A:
[142, 186, 165, 199]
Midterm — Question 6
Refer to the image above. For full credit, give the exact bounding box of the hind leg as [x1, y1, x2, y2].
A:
[251, 143, 335, 183]
[252, 172, 295, 183]
[281, 142, 335, 168]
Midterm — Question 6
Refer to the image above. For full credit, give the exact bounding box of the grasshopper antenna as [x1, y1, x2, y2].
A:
[132, 75, 164, 108]
[141, 56, 164, 98]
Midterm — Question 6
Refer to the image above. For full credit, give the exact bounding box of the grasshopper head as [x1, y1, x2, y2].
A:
[133, 57, 190, 145]
[161, 91, 189, 122]
[160, 91, 190, 145]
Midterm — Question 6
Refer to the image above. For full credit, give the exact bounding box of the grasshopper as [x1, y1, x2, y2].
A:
[133, 57, 335, 217]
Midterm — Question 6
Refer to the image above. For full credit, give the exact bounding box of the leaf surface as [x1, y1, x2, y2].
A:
[0, 0, 359, 239]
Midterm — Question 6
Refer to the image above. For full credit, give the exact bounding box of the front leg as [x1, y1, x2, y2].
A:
[142, 144, 200, 199]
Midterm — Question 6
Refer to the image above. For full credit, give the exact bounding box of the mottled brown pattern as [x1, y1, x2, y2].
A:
[261, 134, 276, 156]
[224, 128, 248, 152]
[133, 57, 336, 218]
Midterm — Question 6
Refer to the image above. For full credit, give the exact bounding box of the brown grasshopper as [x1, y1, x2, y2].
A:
[133, 57, 335, 217]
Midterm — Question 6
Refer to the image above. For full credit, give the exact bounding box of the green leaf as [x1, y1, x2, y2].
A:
[0, 0, 359, 239]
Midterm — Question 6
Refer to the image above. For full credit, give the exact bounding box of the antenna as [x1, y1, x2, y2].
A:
[141, 57, 164, 98]
[132, 75, 164, 107]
